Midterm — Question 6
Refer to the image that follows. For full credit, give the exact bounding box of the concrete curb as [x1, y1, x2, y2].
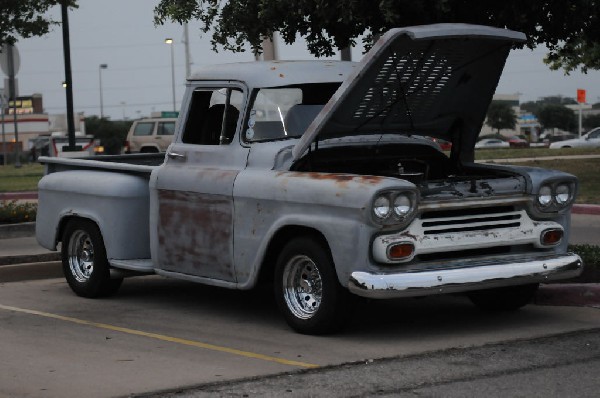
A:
[0, 252, 60, 266]
[0, 222, 36, 239]
[572, 204, 600, 215]
[0, 191, 38, 201]
[0, 261, 62, 283]
[535, 283, 600, 308]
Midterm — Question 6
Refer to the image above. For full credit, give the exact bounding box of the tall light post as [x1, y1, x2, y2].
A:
[165, 38, 176, 112]
[99, 64, 107, 118]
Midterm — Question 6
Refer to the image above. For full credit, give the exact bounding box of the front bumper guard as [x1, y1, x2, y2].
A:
[348, 253, 583, 299]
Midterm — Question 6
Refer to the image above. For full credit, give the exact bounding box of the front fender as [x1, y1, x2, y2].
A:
[232, 169, 414, 288]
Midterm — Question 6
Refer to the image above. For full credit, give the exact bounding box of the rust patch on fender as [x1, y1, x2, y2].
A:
[275, 171, 383, 188]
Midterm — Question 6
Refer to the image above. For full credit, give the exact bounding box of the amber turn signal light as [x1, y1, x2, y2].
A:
[541, 229, 563, 246]
[388, 242, 415, 261]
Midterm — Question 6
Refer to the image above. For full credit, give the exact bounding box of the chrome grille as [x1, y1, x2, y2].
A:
[419, 207, 522, 235]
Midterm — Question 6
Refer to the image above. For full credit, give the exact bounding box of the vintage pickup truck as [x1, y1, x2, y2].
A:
[36, 24, 582, 334]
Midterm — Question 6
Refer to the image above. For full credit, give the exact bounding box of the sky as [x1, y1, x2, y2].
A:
[6, 0, 600, 121]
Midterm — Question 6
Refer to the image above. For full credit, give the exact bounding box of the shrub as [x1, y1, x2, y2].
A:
[568, 244, 600, 283]
[0, 200, 37, 224]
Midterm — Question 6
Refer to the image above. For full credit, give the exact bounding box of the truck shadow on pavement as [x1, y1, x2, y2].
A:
[79, 276, 575, 340]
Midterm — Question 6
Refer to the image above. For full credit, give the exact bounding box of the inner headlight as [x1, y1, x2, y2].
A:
[555, 184, 571, 205]
[373, 195, 391, 219]
[534, 180, 576, 213]
[537, 185, 552, 207]
[393, 194, 413, 217]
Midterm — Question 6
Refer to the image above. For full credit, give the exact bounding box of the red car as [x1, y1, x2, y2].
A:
[508, 136, 529, 148]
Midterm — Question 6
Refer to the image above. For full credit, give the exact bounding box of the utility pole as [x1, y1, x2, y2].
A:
[61, 0, 78, 151]
[184, 23, 191, 78]
[6, 44, 21, 168]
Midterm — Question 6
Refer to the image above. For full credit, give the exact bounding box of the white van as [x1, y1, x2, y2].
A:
[124, 117, 177, 153]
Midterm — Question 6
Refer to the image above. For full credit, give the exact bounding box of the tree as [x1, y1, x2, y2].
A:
[535, 104, 576, 134]
[0, 1, 77, 46]
[154, 0, 600, 72]
[84, 116, 131, 155]
[583, 114, 600, 130]
[485, 102, 517, 134]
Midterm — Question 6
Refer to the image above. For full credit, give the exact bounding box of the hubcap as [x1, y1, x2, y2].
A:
[67, 230, 94, 282]
[282, 255, 323, 319]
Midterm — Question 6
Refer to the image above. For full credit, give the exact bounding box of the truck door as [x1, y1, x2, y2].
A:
[150, 85, 248, 282]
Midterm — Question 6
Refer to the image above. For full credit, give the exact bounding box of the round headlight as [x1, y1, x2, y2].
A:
[373, 195, 391, 219]
[393, 195, 412, 217]
[538, 185, 552, 207]
[555, 184, 571, 205]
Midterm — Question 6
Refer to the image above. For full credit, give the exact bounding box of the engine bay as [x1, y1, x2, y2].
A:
[291, 142, 527, 200]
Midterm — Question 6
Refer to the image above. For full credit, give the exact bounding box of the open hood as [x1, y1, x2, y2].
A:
[292, 24, 526, 161]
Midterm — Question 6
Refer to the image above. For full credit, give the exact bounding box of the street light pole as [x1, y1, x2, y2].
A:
[165, 38, 176, 112]
[99, 64, 107, 118]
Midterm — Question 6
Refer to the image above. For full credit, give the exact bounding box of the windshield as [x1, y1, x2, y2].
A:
[244, 83, 340, 142]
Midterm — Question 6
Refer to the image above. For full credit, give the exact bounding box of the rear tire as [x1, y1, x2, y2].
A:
[467, 283, 539, 311]
[274, 237, 354, 334]
[61, 219, 123, 298]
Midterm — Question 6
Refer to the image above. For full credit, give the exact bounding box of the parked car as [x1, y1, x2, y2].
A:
[549, 127, 600, 149]
[429, 137, 452, 150]
[508, 136, 529, 148]
[475, 138, 509, 149]
[124, 117, 177, 153]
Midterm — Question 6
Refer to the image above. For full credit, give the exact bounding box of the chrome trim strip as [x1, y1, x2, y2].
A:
[348, 253, 582, 299]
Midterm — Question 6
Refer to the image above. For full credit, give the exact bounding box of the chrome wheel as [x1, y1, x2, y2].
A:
[282, 254, 323, 320]
[67, 229, 95, 282]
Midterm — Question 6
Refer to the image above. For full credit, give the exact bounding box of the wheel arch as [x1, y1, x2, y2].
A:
[57, 214, 101, 245]
[256, 225, 332, 289]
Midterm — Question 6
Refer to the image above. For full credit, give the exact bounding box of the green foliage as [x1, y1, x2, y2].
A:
[0, 200, 36, 224]
[570, 244, 600, 268]
[535, 104, 577, 133]
[0, 164, 44, 192]
[486, 102, 516, 133]
[583, 114, 600, 130]
[0, 0, 77, 45]
[154, 0, 600, 72]
[85, 116, 132, 155]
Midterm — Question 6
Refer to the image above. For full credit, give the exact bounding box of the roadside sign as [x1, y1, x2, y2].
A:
[577, 89, 586, 104]
[161, 111, 179, 118]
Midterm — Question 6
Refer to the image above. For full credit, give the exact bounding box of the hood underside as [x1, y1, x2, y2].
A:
[292, 24, 526, 161]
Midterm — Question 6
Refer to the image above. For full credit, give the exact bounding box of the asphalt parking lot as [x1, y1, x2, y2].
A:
[1, 275, 600, 397]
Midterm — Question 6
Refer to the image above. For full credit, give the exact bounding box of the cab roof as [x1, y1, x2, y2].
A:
[188, 60, 357, 89]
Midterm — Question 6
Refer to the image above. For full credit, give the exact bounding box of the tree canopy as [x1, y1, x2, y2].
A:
[536, 104, 577, 133]
[154, 0, 600, 73]
[0, 0, 77, 46]
[486, 102, 517, 134]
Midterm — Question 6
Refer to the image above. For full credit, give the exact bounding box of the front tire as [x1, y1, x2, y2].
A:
[61, 219, 123, 298]
[274, 236, 354, 334]
[467, 283, 539, 311]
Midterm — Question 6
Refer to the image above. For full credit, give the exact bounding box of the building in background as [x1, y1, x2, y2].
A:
[0, 92, 85, 155]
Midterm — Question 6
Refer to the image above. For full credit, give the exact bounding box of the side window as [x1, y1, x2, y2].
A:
[133, 122, 155, 136]
[158, 121, 176, 136]
[589, 129, 600, 139]
[181, 88, 243, 145]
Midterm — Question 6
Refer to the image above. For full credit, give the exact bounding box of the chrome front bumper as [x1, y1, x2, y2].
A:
[348, 253, 583, 299]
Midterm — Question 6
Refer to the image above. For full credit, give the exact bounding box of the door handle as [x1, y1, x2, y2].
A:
[167, 151, 186, 160]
